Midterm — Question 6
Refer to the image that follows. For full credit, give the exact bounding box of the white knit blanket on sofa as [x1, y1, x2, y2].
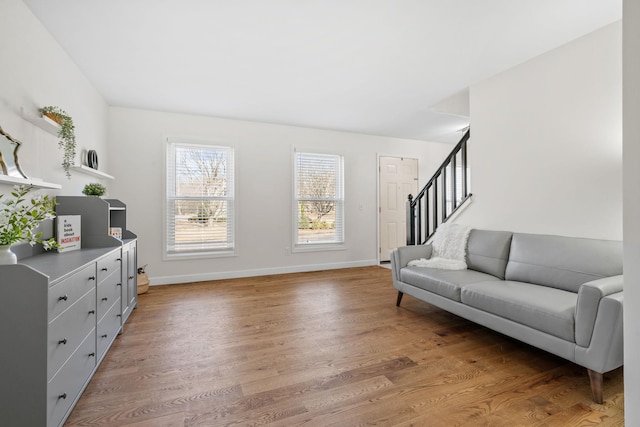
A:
[407, 223, 471, 270]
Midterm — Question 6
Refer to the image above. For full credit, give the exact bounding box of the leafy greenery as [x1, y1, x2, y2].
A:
[82, 182, 106, 196]
[0, 185, 59, 249]
[40, 106, 76, 178]
[298, 204, 311, 229]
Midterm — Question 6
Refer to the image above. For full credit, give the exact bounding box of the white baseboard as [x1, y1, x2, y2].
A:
[149, 259, 379, 286]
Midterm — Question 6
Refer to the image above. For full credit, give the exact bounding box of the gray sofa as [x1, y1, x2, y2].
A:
[390, 229, 623, 403]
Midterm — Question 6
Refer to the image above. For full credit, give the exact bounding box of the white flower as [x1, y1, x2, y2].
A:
[0, 210, 9, 227]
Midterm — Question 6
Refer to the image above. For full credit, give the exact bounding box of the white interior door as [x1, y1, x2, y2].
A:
[379, 156, 418, 262]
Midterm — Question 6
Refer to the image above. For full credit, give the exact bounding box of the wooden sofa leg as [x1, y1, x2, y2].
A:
[396, 291, 404, 307]
[587, 369, 604, 404]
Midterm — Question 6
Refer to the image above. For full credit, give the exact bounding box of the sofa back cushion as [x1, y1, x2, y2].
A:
[505, 233, 623, 293]
[466, 229, 513, 279]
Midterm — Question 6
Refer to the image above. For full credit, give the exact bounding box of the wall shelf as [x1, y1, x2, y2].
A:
[20, 108, 114, 181]
[71, 165, 114, 180]
[21, 107, 60, 136]
[0, 175, 61, 189]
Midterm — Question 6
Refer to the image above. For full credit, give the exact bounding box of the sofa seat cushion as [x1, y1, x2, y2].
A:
[400, 267, 501, 302]
[461, 281, 577, 342]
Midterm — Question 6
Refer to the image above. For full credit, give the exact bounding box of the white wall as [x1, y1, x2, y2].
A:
[0, 0, 109, 196]
[3, 0, 454, 285]
[457, 22, 622, 240]
[623, 1, 640, 424]
[108, 107, 452, 284]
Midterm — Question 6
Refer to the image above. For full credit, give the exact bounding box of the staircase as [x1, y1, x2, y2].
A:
[406, 129, 471, 245]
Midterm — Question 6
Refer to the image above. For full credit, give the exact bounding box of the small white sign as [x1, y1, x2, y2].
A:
[57, 215, 81, 252]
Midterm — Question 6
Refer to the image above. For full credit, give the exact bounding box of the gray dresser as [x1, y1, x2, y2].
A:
[0, 197, 137, 426]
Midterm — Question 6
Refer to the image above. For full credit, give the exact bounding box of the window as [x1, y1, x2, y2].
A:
[444, 163, 471, 215]
[165, 140, 234, 257]
[294, 151, 344, 247]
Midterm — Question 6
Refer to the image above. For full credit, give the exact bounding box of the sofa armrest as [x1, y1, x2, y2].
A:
[575, 275, 624, 347]
[575, 292, 623, 373]
[390, 244, 433, 282]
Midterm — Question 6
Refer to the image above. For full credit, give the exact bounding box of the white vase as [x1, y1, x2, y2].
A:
[0, 245, 17, 265]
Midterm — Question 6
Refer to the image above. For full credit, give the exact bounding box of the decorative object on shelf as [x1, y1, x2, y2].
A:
[108, 227, 122, 239]
[56, 215, 81, 252]
[82, 182, 106, 197]
[0, 125, 28, 179]
[39, 106, 76, 179]
[137, 264, 149, 294]
[87, 149, 99, 169]
[0, 185, 59, 263]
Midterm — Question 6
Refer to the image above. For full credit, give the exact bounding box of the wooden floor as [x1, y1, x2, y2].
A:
[64, 266, 624, 427]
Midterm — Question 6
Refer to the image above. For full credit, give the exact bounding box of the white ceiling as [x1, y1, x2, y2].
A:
[23, 0, 621, 143]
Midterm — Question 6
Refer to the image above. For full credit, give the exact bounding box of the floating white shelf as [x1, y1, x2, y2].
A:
[0, 175, 61, 189]
[71, 165, 114, 180]
[21, 108, 60, 136]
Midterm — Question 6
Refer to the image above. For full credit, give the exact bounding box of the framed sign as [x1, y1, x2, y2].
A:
[57, 215, 81, 252]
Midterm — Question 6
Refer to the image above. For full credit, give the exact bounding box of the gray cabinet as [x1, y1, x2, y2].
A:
[0, 248, 121, 427]
[121, 240, 137, 324]
[55, 197, 137, 247]
[56, 196, 138, 328]
[0, 196, 138, 427]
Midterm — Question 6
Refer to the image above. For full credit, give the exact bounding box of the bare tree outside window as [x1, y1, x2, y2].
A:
[295, 152, 344, 245]
[166, 141, 234, 255]
[175, 146, 227, 224]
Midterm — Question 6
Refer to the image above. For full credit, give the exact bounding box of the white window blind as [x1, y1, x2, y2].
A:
[166, 141, 234, 256]
[294, 151, 344, 246]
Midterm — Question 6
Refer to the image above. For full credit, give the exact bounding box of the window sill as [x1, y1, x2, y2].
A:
[292, 244, 346, 253]
[164, 250, 236, 261]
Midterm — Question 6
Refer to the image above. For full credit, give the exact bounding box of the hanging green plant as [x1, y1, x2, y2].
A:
[39, 106, 76, 179]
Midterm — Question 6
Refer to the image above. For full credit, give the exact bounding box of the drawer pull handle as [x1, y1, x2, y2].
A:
[88, 352, 95, 358]
[102, 297, 108, 302]
[101, 334, 108, 339]
[102, 267, 108, 271]
[58, 393, 67, 400]
[129, 276, 134, 280]
[58, 295, 68, 301]
[89, 276, 96, 281]
[117, 283, 122, 287]
[117, 314, 122, 318]
[58, 338, 67, 345]
[88, 310, 95, 315]
[116, 258, 122, 261]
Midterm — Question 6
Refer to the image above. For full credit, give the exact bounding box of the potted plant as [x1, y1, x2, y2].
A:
[82, 182, 106, 197]
[39, 106, 76, 179]
[0, 185, 59, 264]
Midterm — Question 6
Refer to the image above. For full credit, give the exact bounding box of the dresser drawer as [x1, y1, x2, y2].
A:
[97, 250, 122, 284]
[48, 289, 96, 380]
[47, 330, 96, 427]
[97, 277, 122, 321]
[97, 298, 121, 360]
[48, 264, 96, 322]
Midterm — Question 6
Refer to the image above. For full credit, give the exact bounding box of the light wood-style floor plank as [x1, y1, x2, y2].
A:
[64, 266, 623, 426]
